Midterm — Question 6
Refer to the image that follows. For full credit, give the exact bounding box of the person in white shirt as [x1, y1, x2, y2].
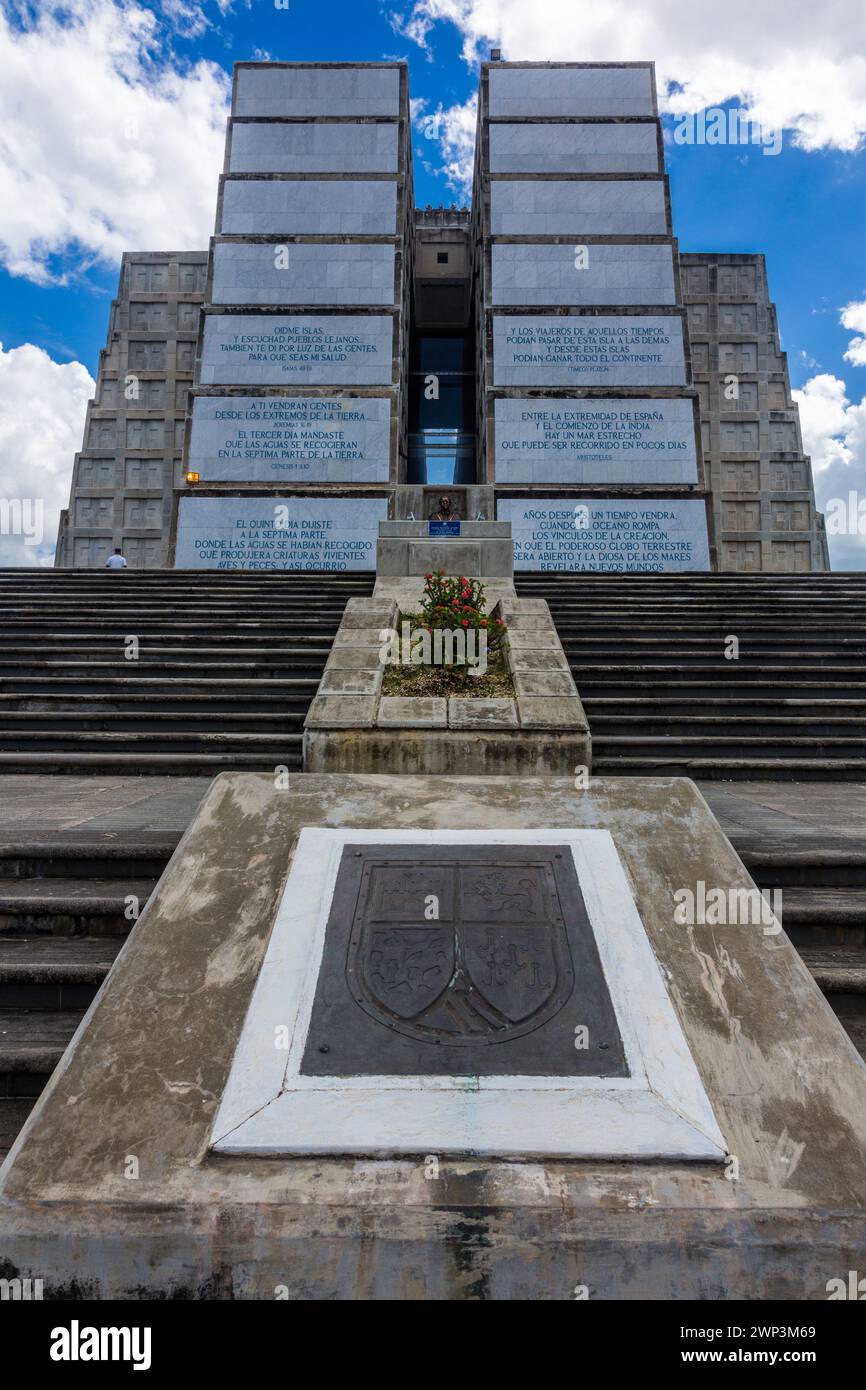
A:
[105, 549, 128, 570]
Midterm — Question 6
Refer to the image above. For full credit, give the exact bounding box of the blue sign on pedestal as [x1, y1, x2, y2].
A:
[428, 520, 461, 537]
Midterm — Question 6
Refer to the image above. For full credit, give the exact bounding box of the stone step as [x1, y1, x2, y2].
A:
[0, 729, 306, 753]
[0, 836, 177, 880]
[593, 735, 866, 757]
[591, 755, 866, 781]
[0, 938, 120, 1009]
[779, 888, 866, 948]
[0, 1010, 86, 1093]
[0, 1097, 35, 1159]
[0, 711, 311, 733]
[0, 658, 332, 678]
[588, 715, 866, 736]
[797, 948, 866, 1000]
[734, 839, 866, 888]
[0, 677, 324, 696]
[587, 697, 866, 714]
[0, 751, 302, 774]
[0, 879, 157, 938]
[0, 693, 312, 714]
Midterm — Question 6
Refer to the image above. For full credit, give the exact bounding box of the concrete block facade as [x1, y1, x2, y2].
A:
[474, 60, 714, 572]
[681, 253, 828, 572]
[54, 252, 207, 568]
[54, 61, 828, 574]
[171, 62, 413, 569]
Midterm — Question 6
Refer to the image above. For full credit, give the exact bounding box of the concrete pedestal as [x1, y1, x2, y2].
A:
[2, 774, 865, 1299]
[376, 521, 514, 578]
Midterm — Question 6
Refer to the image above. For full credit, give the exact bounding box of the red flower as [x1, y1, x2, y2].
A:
[462, 619, 468, 627]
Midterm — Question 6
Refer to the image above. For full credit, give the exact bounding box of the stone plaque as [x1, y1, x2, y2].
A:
[187, 395, 391, 482]
[211, 242, 396, 308]
[301, 844, 626, 1077]
[490, 179, 668, 236]
[488, 66, 655, 119]
[494, 396, 698, 484]
[491, 243, 676, 307]
[200, 314, 394, 386]
[218, 179, 398, 235]
[499, 498, 711, 572]
[174, 496, 387, 570]
[489, 121, 659, 174]
[228, 122, 398, 175]
[492, 315, 687, 387]
[211, 828, 726, 1159]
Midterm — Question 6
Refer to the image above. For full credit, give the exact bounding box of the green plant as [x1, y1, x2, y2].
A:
[418, 570, 507, 649]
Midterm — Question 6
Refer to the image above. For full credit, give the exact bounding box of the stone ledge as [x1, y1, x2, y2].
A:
[319, 668, 381, 696]
[517, 696, 590, 731]
[513, 670, 577, 698]
[449, 697, 518, 729]
[378, 696, 447, 728]
[305, 694, 378, 730]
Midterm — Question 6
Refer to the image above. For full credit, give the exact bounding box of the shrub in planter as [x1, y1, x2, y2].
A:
[418, 570, 507, 652]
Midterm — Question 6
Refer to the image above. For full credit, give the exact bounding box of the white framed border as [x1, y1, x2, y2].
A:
[211, 829, 726, 1161]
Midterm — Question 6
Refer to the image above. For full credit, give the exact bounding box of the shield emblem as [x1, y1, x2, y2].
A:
[361, 925, 454, 1019]
[348, 857, 573, 1046]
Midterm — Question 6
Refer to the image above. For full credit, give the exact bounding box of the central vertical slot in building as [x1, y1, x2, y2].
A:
[408, 207, 476, 488]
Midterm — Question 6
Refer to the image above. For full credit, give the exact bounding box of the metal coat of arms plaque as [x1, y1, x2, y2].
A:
[301, 844, 627, 1078]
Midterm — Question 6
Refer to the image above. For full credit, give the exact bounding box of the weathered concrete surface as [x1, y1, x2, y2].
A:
[1, 773, 865, 1298]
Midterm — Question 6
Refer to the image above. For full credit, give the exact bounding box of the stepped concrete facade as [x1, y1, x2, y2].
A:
[681, 253, 829, 572]
[55, 252, 207, 569]
[55, 62, 826, 573]
[172, 62, 413, 572]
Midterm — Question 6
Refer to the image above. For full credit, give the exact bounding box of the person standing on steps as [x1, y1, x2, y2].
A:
[105, 548, 128, 570]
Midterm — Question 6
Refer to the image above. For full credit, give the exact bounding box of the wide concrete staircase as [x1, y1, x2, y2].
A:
[0, 831, 180, 1160]
[0, 567, 374, 1157]
[518, 570, 866, 1063]
[732, 832, 866, 1062]
[517, 572, 866, 780]
[0, 569, 374, 774]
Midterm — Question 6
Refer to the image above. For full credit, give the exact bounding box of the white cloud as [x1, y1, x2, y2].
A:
[400, 0, 866, 158]
[841, 298, 866, 367]
[413, 95, 477, 196]
[0, 342, 94, 566]
[793, 373, 866, 569]
[0, 0, 230, 284]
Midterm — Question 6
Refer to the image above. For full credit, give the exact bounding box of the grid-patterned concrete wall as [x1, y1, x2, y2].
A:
[473, 61, 714, 572]
[172, 61, 413, 571]
[681, 253, 828, 572]
[54, 253, 207, 568]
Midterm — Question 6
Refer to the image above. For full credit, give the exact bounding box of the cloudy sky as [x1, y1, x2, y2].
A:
[1, 0, 865, 564]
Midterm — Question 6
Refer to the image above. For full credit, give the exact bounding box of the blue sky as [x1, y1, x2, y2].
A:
[1, 0, 865, 564]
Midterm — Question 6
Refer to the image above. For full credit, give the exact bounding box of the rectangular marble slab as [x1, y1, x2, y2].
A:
[228, 122, 399, 174]
[488, 66, 655, 118]
[174, 495, 387, 570]
[495, 396, 698, 484]
[188, 395, 391, 483]
[219, 179, 398, 235]
[200, 314, 395, 386]
[492, 314, 687, 387]
[233, 65, 401, 118]
[489, 122, 659, 173]
[211, 242, 397, 307]
[491, 243, 675, 306]
[490, 179, 668, 235]
[498, 498, 711, 572]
